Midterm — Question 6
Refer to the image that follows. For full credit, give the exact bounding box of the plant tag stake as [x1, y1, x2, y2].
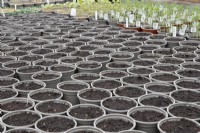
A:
[173, 26, 177, 37]
[1, 0, 4, 7]
[148, 17, 152, 25]
[1, 8, 5, 17]
[46, 0, 50, 5]
[141, 14, 145, 23]
[95, 11, 98, 20]
[116, 12, 120, 19]
[153, 23, 158, 29]
[111, 10, 114, 16]
[191, 27, 196, 33]
[104, 14, 108, 20]
[136, 21, 141, 27]
[15, 4, 17, 11]
[70, 8, 76, 17]
[125, 17, 128, 27]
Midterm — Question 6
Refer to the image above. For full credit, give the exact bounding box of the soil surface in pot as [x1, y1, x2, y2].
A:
[169, 105, 200, 119]
[45, 53, 67, 60]
[108, 62, 131, 68]
[159, 57, 184, 64]
[0, 89, 16, 99]
[78, 63, 100, 69]
[183, 64, 200, 70]
[171, 90, 200, 103]
[3, 111, 40, 126]
[37, 117, 75, 132]
[146, 84, 176, 93]
[37, 101, 70, 114]
[176, 80, 200, 89]
[140, 96, 172, 107]
[72, 51, 92, 57]
[160, 118, 200, 133]
[154, 65, 179, 72]
[0, 101, 32, 111]
[103, 98, 136, 110]
[154, 48, 174, 55]
[80, 89, 110, 100]
[130, 110, 165, 122]
[0, 69, 13, 77]
[61, 57, 83, 64]
[36, 60, 58, 67]
[74, 74, 100, 81]
[0, 79, 18, 86]
[119, 47, 140, 53]
[31, 91, 61, 101]
[7, 130, 37, 133]
[123, 76, 150, 85]
[94, 50, 113, 55]
[0, 56, 15, 63]
[133, 60, 156, 66]
[32, 49, 52, 55]
[69, 106, 103, 119]
[8, 51, 28, 57]
[87, 56, 110, 62]
[5, 62, 29, 69]
[34, 73, 59, 80]
[15, 82, 43, 91]
[57, 47, 76, 53]
[18, 66, 44, 73]
[102, 71, 127, 78]
[129, 67, 154, 75]
[93, 80, 121, 90]
[60, 83, 88, 91]
[0, 125, 3, 132]
[115, 86, 146, 98]
[50, 66, 74, 72]
[152, 73, 179, 82]
[111, 54, 132, 59]
[174, 53, 196, 59]
[20, 55, 43, 62]
[178, 69, 200, 78]
[96, 118, 133, 132]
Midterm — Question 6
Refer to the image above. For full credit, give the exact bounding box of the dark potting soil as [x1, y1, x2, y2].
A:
[96, 118, 133, 132]
[146, 41, 165, 45]
[135, 32, 152, 37]
[19, 45, 38, 51]
[130, 37, 148, 42]
[133, 60, 156, 66]
[115, 86, 146, 98]
[87, 56, 110, 62]
[3, 111, 40, 126]
[20, 55, 43, 62]
[159, 57, 184, 65]
[0, 89, 16, 99]
[120, 47, 140, 53]
[36, 60, 58, 67]
[183, 64, 200, 70]
[152, 74, 179, 82]
[0, 101, 32, 111]
[140, 54, 161, 59]
[129, 67, 154, 75]
[160, 118, 200, 133]
[176, 80, 200, 89]
[140, 96, 172, 107]
[37, 101, 70, 113]
[0, 46, 15, 53]
[61, 57, 83, 64]
[175, 47, 196, 53]
[75, 38, 93, 42]
[0, 79, 18, 86]
[67, 41, 85, 47]
[32, 49, 52, 55]
[174, 53, 196, 59]
[57, 47, 76, 53]
[34, 73, 59, 80]
[166, 37, 185, 41]
[8, 51, 28, 57]
[0, 56, 15, 63]
[169, 105, 200, 119]
[9, 130, 37, 133]
[140, 46, 158, 51]
[37, 117, 75, 132]
[79, 45, 99, 51]
[154, 65, 179, 72]
[8, 41, 26, 47]
[102, 71, 127, 78]
[73, 131, 98, 133]
[69, 106, 103, 119]
[78, 63, 100, 69]
[130, 110, 165, 122]
[102, 31, 118, 36]
[45, 53, 67, 59]
[178, 69, 200, 78]
[123, 41, 142, 47]
[107, 38, 126, 43]
[103, 44, 123, 49]
[18, 66, 44, 73]
[108, 62, 131, 68]
[123, 76, 150, 84]
[116, 34, 133, 39]
[74, 74, 100, 80]
[80, 89, 110, 100]
[15, 81, 43, 90]
[50, 65, 74, 72]
[94, 50, 113, 55]
[71, 51, 92, 57]
[89, 40, 108, 46]
[103, 97, 136, 110]
[0, 125, 3, 132]
[146, 84, 176, 93]
[0, 69, 13, 76]
[93, 80, 121, 90]
[5, 62, 29, 69]
[154, 48, 174, 55]
[112, 54, 132, 58]
[31, 91, 61, 101]
[171, 90, 200, 103]
[31, 40, 50, 46]
[60, 83, 88, 91]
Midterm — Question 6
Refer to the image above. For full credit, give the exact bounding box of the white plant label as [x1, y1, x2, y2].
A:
[125, 17, 128, 27]
[111, 10, 115, 16]
[179, 29, 185, 36]
[159, 17, 163, 22]
[153, 23, 158, 29]
[1, 9, 5, 17]
[191, 27, 196, 33]
[46, 0, 50, 5]
[95, 11, 98, 20]
[182, 24, 187, 30]
[104, 14, 108, 20]
[129, 14, 133, 23]
[99, 11, 103, 19]
[141, 15, 145, 23]
[116, 12, 120, 19]
[70, 8, 76, 17]
[1, 0, 4, 7]
[136, 21, 141, 27]
[148, 17, 152, 25]
[127, 12, 131, 16]
[119, 16, 124, 23]
[173, 26, 177, 37]
[15, 4, 17, 11]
